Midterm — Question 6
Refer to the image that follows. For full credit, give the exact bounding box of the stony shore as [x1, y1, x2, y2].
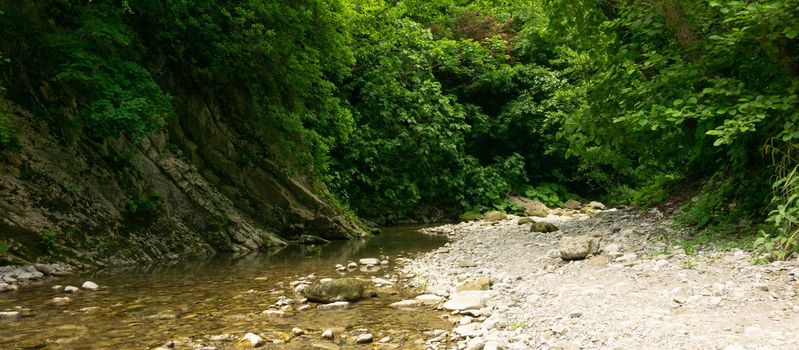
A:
[401, 208, 799, 350]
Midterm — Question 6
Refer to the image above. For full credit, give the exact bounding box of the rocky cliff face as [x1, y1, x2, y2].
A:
[0, 96, 367, 266]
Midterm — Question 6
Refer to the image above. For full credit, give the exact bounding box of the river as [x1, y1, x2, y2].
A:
[0, 226, 450, 349]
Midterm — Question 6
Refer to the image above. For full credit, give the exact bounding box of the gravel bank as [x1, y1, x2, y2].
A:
[403, 209, 799, 350]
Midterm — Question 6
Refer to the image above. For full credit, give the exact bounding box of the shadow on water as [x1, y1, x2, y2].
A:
[0, 226, 449, 349]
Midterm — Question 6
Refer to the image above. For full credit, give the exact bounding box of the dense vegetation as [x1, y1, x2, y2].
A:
[1, 0, 797, 259]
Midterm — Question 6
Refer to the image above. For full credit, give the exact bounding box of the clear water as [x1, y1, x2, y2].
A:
[0, 227, 450, 349]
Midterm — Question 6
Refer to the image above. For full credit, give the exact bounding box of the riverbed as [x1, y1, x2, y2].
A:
[0, 227, 450, 349]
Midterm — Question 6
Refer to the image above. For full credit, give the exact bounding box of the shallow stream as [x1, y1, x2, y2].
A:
[0, 227, 449, 349]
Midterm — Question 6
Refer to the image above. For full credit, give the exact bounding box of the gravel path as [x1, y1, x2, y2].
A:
[402, 209, 799, 350]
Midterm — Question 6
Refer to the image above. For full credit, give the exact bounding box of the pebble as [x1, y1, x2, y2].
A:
[291, 327, 305, 336]
[64, 286, 79, 293]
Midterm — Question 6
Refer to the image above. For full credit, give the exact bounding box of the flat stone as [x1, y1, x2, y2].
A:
[443, 291, 487, 311]
[453, 323, 480, 338]
[415, 294, 444, 305]
[316, 301, 350, 310]
[389, 300, 420, 308]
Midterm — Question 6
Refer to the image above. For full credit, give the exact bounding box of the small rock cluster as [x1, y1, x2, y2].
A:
[0, 263, 73, 293]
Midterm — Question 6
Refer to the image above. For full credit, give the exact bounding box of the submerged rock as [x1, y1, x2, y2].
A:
[321, 329, 334, 340]
[52, 297, 71, 306]
[359, 258, 380, 266]
[301, 278, 365, 303]
[389, 300, 420, 308]
[0, 311, 20, 320]
[559, 235, 601, 260]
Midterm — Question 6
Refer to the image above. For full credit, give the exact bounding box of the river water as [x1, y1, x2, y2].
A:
[0, 227, 450, 349]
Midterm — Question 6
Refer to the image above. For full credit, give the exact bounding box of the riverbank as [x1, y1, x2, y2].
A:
[402, 208, 799, 350]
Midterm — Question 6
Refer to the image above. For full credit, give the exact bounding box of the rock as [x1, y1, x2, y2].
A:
[390, 300, 420, 308]
[415, 294, 444, 305]
[291, 328, 305, 336]
[64, 286, 79, 293]
[0, 311, 20, 320]
[723, 344, 746, 350]
[52, 297, 71, 306]
[587, 201, 606, 210]
[753, 283, 769, 291]
[744, 325, 766, 338]
[460, 316, 474, 325]
[359, 258, 380, 266]
[347, 262, 358, 269]
[81, 281, 99, 290]
[52, 285, 63, 290]
[442, 291, 486, 311]
[517, 217, 536, 225]
[0, 282, 14, 292]
[482, 211, 507, 222]
[378, 336, 390, 343]
[335, 264, 345, 271]
[456, 277, 492, 291]
[551, 324, 568, 335]
[261, 310, 286, 317]
[484, 341, 500, 350]
[321, 329, 334, 340]
[604, 243, 622, 255]
[563, 199, 581, 210]
[559, 235, 601, 260]
[530, 222, 558, 233]
[239, 332, 265, 347]
[615, 252, 638, 263]
[459, 261, 478, 268]
[465, 338, 485, 350]
[356, 333, 374, 344]
[453, 323, 480, 338]
[509, 197, 549, 217]
[316, 301, 350, 310]
[301, 278, 365, 303]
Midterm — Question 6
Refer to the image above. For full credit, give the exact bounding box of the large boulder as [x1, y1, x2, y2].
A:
[559, 235, 601, 260]
[509, 197, 549, 217]
[301, 278, 365, 303]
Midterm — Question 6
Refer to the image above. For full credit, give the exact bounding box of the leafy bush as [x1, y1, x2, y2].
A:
[518, 182, 572, 208]
[0, 240, 8, 254]
[127, 190, 163, 217]
[40, 229, 58, 254]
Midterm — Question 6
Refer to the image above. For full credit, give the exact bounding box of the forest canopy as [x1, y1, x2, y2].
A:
[1, 0, 797, 259]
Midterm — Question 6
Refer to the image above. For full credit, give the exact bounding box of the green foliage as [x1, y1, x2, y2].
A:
[127, 189, 163, 217]
[40, 229, 58, 255]
[755, 143, 799, 260]
[519, 182, 572, 207]
[0, 240, 8, 254]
